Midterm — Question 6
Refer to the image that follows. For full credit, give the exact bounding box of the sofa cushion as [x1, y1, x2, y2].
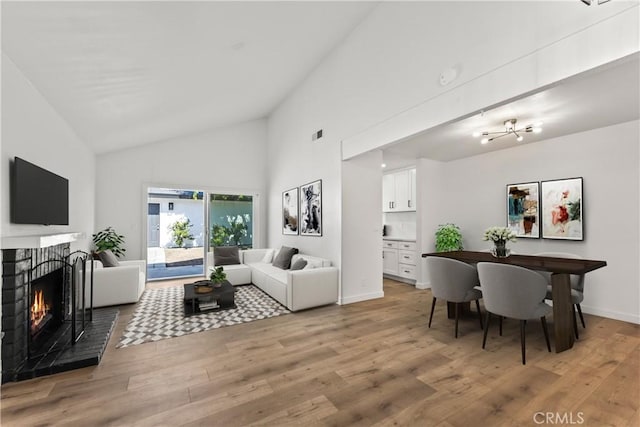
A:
[248, 262, 288, 284]
[261, 249, 275, 263]
[214, 246, 241, 266]
[290, 258, 307, 270]
[291, 254, 329, 269]
[98, 250, 120, 267]
[272, 246, 298, 269]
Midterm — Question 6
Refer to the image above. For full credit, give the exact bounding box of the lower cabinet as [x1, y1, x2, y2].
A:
[383, 239, 416, 282]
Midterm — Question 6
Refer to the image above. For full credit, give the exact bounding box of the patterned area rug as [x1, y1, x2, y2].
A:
[117, 284, 290, 348]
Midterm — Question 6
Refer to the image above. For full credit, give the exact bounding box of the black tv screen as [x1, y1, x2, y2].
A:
[11, 157, 69, 225]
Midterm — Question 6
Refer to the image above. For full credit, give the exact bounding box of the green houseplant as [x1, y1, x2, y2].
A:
[169, 218, 195, 248]
[92, 226, 126, 258]
[209, 266, 227, 287]
[435, 223, 463, 252]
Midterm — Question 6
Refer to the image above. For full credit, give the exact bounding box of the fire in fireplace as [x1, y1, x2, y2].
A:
[30, 289, 52, 337]
[29, 268, 65, 354]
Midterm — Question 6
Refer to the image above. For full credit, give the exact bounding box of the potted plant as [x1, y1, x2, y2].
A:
[92, 227, 126, 258]
[435, 223, 463, 252]
[209, 266, 227, 287]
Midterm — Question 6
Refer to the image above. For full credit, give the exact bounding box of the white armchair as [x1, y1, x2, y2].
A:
[85, 259, 146, 307]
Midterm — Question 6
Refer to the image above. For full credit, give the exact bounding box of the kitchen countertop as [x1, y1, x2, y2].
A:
[383, 237, 416, 242]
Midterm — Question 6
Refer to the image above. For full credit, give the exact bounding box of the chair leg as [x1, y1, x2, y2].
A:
[520, 319, 527, 365]
[454, 302, 459, 338]
[428, 297, 436, 328]
[572, 304, 579, 340]
[541, 316, 551, 352]
[475, 299, 483, 330]
[499, 316, 503, 336]
[482, 311, 491, 349]
[576, 304, 586, 328]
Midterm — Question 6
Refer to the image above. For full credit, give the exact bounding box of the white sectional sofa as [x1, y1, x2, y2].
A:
[208, 248, 338, 312]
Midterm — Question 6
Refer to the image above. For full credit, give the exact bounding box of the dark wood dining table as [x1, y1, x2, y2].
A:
[421, 251, 607, 353]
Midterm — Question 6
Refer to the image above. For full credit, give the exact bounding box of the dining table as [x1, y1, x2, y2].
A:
[421, 251, 607, 353]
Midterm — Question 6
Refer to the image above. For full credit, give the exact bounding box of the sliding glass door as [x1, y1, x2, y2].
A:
[146, 188, 256, 281]
[146, 187, 205, 280]
[209, 194, 254, 251]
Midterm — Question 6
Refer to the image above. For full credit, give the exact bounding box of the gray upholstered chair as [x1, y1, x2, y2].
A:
[477, 262, 552, 365]
[425, 257, 483, 338]
[534, 252, 586, 339]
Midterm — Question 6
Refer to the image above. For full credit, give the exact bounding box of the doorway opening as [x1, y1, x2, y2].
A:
[146, 187, 205, 280]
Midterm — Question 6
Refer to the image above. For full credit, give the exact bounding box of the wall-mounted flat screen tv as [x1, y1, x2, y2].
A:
[11, 157, 69, 225]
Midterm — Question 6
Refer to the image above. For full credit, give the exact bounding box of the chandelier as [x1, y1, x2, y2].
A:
[473, 119, 542, 144]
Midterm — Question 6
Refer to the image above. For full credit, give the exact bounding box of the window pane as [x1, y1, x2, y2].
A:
[209, 194, 253, 249]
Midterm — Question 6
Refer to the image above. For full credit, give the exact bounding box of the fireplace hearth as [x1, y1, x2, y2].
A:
[2, 238, 118, 383]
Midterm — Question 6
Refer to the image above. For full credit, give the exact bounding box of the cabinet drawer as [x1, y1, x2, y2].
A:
[398, 241, 416, 251]
[398, 264, 416, 279]
[398, 250, 416, 265]
[383, 240, 398, 249]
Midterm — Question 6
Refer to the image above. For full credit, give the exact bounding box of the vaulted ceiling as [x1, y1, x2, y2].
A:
[2, 1, 377, 153]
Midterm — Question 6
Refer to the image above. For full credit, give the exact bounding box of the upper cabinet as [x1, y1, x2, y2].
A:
[383, 168, 416, 212]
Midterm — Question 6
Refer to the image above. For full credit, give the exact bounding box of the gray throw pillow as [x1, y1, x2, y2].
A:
[98, 249, 120, 268]
[214, 246, 241, 266]
[272, 246, 299, 269]
[290, 258, 307, 271]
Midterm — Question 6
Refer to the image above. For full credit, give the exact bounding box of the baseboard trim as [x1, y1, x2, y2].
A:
[580, 304, 640, 325]
[415, 281, 430, 290]
[339, 291, 385, 305]
[383, 274, 416, 286]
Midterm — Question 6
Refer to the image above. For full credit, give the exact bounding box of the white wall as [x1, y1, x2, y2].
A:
[1, 54, 95, 251]
[95, 119, 268, 260]
[267, 1, 638, 305]
[421, 121, 639, 323]
[341, 150, 384, 304]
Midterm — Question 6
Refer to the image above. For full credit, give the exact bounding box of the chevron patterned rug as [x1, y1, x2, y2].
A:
[116, 284, 290, 348]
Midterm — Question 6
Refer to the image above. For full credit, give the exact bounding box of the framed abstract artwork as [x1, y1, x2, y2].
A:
[299, 180, 322, 236]
[541, 177, 583, 240]
[507, 182, 540, 238]
[282, 187, 299, 235]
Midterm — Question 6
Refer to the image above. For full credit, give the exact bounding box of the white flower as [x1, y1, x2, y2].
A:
[483, 226, 517, 243]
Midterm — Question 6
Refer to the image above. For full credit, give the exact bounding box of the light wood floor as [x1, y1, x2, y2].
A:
[1, 278, 638, 426]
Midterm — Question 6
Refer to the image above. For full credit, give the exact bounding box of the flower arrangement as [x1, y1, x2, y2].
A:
[483, 226, 517, 244]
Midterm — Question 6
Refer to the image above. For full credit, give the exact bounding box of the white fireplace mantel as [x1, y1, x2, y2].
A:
[1, 232, 85, 249]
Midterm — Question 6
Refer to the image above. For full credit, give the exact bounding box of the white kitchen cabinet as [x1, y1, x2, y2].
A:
[382, 248, 399, 275]
[382, 168, 416, 212]
[383, 239, 416, 282]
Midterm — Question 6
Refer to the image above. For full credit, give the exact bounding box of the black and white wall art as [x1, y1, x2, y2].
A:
[282, 187, 299, 235]
[300, 180, 322, 236]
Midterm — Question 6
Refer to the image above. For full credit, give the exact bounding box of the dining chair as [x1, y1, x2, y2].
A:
[534, 252, 586, 339]
[425, 257, 483, 338]
[477, 262, 552, 365]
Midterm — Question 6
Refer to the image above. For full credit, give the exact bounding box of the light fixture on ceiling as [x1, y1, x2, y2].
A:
[381, 163, 387, 168]
[473, 119, 542, 145]
[580, 0, 610, 5]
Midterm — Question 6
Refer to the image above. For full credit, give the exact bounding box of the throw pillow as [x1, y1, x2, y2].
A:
[261, 249, 275, 263]
[214, 246, 241, 266]
[290, 258, 307, 271]
[272, 246, 298, 269]
[98, 249, 120, 268]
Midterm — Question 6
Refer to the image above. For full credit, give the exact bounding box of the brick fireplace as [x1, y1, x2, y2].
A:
[1, 233, 118, 383]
